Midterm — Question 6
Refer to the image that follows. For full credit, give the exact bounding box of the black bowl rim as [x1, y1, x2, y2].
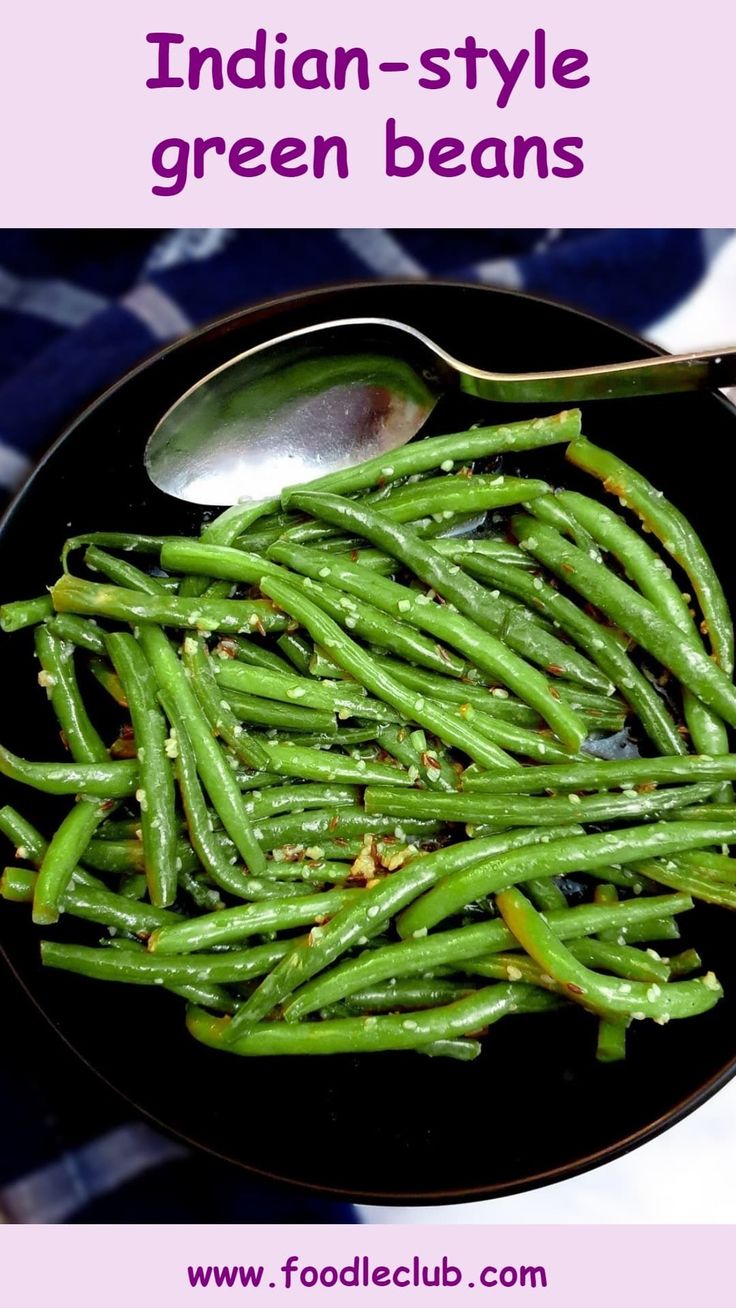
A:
[3, 276, 736, 1207]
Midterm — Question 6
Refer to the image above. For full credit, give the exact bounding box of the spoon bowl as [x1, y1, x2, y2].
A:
[144, 316, 736, 506]
[145, 320, 443, 505]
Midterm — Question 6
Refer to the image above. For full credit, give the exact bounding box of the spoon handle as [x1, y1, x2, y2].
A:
[461, 347, 736, 404]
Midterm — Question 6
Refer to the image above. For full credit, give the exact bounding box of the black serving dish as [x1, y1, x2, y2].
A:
[2, 280, 736, 1204]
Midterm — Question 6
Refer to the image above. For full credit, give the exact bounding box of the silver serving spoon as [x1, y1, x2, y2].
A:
[145, 317, 736, 506]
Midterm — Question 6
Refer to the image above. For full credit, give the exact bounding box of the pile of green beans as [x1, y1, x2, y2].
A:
[1, 406, 734, 1063]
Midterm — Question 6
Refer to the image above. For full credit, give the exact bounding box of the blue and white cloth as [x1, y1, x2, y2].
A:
[0, 226, 733, 1222]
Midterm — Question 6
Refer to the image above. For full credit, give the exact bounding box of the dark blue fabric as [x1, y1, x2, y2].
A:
[0, 226, 727, 1221]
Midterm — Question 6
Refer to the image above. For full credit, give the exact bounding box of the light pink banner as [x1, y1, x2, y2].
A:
[0, 1223, 729, 1303]
[2, 0, 734, 226]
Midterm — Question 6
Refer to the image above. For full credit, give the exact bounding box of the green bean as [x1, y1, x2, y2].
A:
[176, 500, 281, 598]
[344, 980, 476, 1011]
[0, 743, 137, 796]
[219, 691, 335, 735]
[243, 783, 360, 820]
[89, 658, 128, 706]
[268, 542, 588, 751]
[284, 893, 692, 1019]
[524, 877, 568, 912]
[276, 632, 315, 674]
[51, 574, 288, 635]
[252, 809, 441, 854]
[372, 656, 625, 732]
[119, 873, 148, 900]
[357, 473, 551, 523]
[180, 635, 270, 770]
[585, 864, 655, 894]
[307, 582, 475, 678]
[597, 914, 681, 946]
[448, 552, 684, 756]
[82, 834, 196, 878]
[190, 983, 559, 1056]
[557, 488, 731, 793]
[462, 755, 736, 795]
[25, 868, 179, 932]
[137, 625, 266, 876]
[4, 862, 111, 902]
[149, 888, 362, 955]
[0, 808, 100, 896]
[678, 804, 736, 822]
[213, 660, 369, 714]
[376, 726, 458, 791]
[84, 545, 169, 594]
[46, 614, 107, 655]
[229, 826, 584, 1034]
[233, 521, 308, 553]
[204, 498, 282, 545]
[34, 626, 108, 763]
[458, 952, 562, 989]
[0, 595, 54, 632]
[157, 691, 255, 900]
[261, 728, 380, 750]
[633, 859, 736, 909]
[567, 437, 734, 674]
[269, 839, 356, 862]
[235, 770, 282, 793]
[460, 941, 666, 988]
[677, 849, 736, 883]
[160, 539, 274, 586]
[42, 937, 293, 985]
[285, 496, 610, 695]
[216, 636, 294, 676]
[226, 685, 395, 729]
[259, 859, 350, 884]
[596, 1019, 628, 1062]
[668, 949, 702, 977]
[82, 839, 150, 874]
[62, 532, 173, 567]
[459, 928, 665, 986]
[333, 549, 398, 576]
[33, 798, 114, 924]
[455, 705, 585, 765]
[513, 514, 736, 729]
[496, 887, 721, 1022]
[178, 867, 224, 913]
[1, 866, 36, 902]
[260, 743, 408, 786]
[259, 574, 520, 770]
[396, 819, 736, 937]
[106, 632, 178, 907]
[164, 536, 474, 681]
[416, 1039, 482, 1061]
[309, 647, 374, 682]
[431, 538, 538, 568]
[523, 492, 597, 552]
[569, 938, 671, 984]
[233, 877, 319, 901]
[66, 881, 179, 932]
[365, 782, 715, 830]
[615, 920, 682, 946]
[168, 981, 236, 1012]
[0, 804, 49, 864]
[280, 410, 581, 500]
